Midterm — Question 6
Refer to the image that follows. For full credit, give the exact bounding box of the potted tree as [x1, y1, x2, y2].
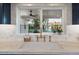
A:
[33, 18, 40, 33]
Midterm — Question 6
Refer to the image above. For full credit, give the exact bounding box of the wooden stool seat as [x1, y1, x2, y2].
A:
[24, 36, 31, 42]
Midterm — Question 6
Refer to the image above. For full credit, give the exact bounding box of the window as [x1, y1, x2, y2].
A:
[43, 9, 63, 33]
[16, 7, 64, 35]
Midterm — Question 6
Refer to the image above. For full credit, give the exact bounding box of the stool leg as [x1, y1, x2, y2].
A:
[29, 36, 31, 42]
[44, 36, 46, 42]
[24, 37, 27, 42]
[37, 35, 39, 42]
[49, 36, 51, 42]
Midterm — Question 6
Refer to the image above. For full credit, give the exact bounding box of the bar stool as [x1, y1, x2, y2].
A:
[24, 36, 31, 42]
[36, 35, 46, 42]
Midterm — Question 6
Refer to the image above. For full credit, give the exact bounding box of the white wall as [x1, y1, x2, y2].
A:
[67, 25, 79, 41]
[0, 25, 23, 41]
[11, 3, 72, 25]
[65, 4, 72, 25]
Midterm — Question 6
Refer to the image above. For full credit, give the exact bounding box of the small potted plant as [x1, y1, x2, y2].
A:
[51, 24, 57, 33]
[57, 25, 63, 34]
[51, 23, 63, 34]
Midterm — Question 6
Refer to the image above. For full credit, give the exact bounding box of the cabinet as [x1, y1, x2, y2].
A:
[0, 4, 3, 24]
[72, 3, 79, 24]
[0, 3, 11, 24]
